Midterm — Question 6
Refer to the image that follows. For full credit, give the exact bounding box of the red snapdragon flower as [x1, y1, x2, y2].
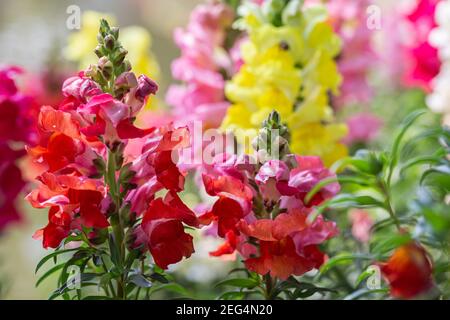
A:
[139, 191, 199, 269]
[379, 242, 434, 299]
[201, 153, 339, 279]
[28, 172, 108, 248]
[200, 172, 254, 237]
[238, 209, 337, 280]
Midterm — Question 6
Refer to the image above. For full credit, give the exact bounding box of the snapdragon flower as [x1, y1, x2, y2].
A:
[27, 20, 199, 297]
[64, 11, 161, 111]
[166, 1, 234, 129]
[201, 111, 339, 281]
[221, 0, 348, 167]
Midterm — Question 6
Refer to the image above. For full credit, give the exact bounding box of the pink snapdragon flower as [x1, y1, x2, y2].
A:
[166, 1, 234, 129]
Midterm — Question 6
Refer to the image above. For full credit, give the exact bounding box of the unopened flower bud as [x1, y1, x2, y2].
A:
[135, 75, 158, 101]
[93, 157, 106, 173]
[125, 226, 146, 257]
[98, 57, 113, 79]
[94, 45, 104, 58]
[97, 33, 104, 44]
[115, 72, 137, 91]
[114, 48, 128, 65]
[104, 34, 115, 51]
[85, 64, 98, 78]
[110, 27, 120, 40]
[123, 60, 132, 72]
[88, 229, 108, 246]
[119, 202, 136, 227]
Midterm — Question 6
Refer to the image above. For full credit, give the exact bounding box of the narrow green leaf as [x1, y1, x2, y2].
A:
[370, 234, 412, 255]
[36, 263, 65, 288]
[35, 248, 79, 273]
[215, 278, 259, 289]
[388, 110, 426, 185]
[82, 295, 114, 300]
[129, 274, 152, 288]
[320, 254, 374, 274]
[344, 288, 389, 300]
[108, 234, 122, 269]
[355, 268, 377, 288]
[218, 291, 246, 300]
[400, 151, 446, 176]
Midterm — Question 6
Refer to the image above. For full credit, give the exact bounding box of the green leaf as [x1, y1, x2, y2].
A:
[344, 288, 389, 300]
[151, 283, 189, 297]
[35, 248, 80, 273]
[332, 151, 383, 175]
[305, 176, 375, 206]
[371, 217, 416, 233]
[355, 268, 377, 288]
[400, 151, 446, 176]
[36, 263, 65, 288]
[228, 268, 251, 276]
[421, 164, 450, 187]
[57, 251, 91, 289]
[49, 274, 99, 300]
[148, 273, 169, 284]
[320, 254, 374, 274]
[108, 234, 122, 270]
[218, 291, 246, 300]
[388, 110, 427, 185]
[129, 274, 152, 288]
[401, 128, 444, 159]
[98, 273, 114, 291]
[309, 194, 385, 223]
[215, 278, 259, 289]
[82, 295, 114, 300]
[370, 233, 412, 255]
[278, 278, 336, 299]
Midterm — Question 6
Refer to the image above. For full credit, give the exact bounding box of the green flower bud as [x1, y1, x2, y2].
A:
[104, 34, 115, 51]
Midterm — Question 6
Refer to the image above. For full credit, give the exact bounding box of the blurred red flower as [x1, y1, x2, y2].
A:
[380, 242, 434, 299]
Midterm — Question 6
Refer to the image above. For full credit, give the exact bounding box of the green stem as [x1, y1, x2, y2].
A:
[100, 256, 116, 297]
[333, 268, 353, 293]
[263, 274, 275, 300]
[378, 180, 401, 231]
[107, 149, 127, 299]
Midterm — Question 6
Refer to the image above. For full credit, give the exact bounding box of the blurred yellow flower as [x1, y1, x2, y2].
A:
[222, 3, 347, 167]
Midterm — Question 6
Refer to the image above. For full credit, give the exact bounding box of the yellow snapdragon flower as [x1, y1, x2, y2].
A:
[221, 2, 347, 166]
[64, 11, 161, 109]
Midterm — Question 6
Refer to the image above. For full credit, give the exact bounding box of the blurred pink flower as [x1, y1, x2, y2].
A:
[329, 0, 376, 107]
[349, 210, 374, 243]
[0, 66, 39, 232]
[403, 0, 441, 91]
[343, 113, 383, 145]
[166, 2, 234, 129]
